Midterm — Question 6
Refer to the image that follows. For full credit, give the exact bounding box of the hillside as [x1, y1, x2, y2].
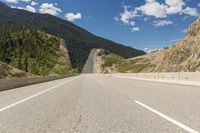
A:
[0, 1, 145, 72]
[92, 16, 200, 73]
[128, 16, 200, 73]
[0, 27, 71, 76]
[0, 61, 27, 79]
[84, 49, 151, 73]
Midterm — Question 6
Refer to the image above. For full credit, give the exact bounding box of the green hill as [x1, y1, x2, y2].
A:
[0, 2, 145, 72]
[0, 27, 71, 76]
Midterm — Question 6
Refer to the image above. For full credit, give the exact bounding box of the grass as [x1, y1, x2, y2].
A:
[102, 54, 150, 73]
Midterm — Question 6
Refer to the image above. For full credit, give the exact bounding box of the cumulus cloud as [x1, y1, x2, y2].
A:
[114, 16, 119, 21]
[30, 1, 38, 6]
[137, 0, 167, 18]
[115, 0, 199, 31]
[39, 3, 62, 16]
[165, 0, 185, 14]
[25, 5, 36, 12]
[65, 13, 82, 22]
[11, 5, 36, 13]
[136, 0, 198, 18]
[119, 6, 139, 25]
[153, 20, 173, 27]
[4, 0, 31, 3]
[130, 27, 140, 32]
[116, 6, 139, 31]
[182, 7, 199, 16]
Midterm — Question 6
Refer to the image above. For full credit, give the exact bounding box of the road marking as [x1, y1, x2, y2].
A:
[97, 80, 104, 84]
[134, 100, 199, 133]
[0, 77, 79, 113]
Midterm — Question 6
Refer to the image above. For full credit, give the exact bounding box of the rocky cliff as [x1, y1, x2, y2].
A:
[97, 16, 200, 73]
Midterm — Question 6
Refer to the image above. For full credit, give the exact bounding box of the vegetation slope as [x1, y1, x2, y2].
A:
[0, 26, 71, 76]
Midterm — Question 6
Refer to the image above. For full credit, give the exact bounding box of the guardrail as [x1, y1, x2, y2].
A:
[0, 75, 77, 92]
[106, 72, 200, 86]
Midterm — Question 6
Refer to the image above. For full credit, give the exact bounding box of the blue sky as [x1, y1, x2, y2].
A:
[1, 0, 200, 52]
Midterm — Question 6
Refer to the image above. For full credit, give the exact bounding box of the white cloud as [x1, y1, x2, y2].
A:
[30, 1, 38, 6]
[153, 20, 173, 27]
[65, 13, 82, 22]
[114, 16, 119, 21]
[130, 27, 140, 32]
[39, 3, 62, 16]
[25, 5, 36, 12]
[4, 0, 31, 3]
[115, 0, 199, 31]
[137, 0, 167, 18]
[119, 6, 139, 25]
[182, 7, 199, 16]
[165, 0, 185, 14]
[11, 5, 36, 13]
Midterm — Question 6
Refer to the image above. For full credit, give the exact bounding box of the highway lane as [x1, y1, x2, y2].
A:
[0, 74, 199, 133]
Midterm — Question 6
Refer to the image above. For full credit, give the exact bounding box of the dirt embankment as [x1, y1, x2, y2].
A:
[0, 61, 27, 79]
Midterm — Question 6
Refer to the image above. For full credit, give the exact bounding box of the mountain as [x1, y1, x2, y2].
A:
[90, 16, 200, 73]
[0, 27, 71, 76]
[0, 2, 145, 72]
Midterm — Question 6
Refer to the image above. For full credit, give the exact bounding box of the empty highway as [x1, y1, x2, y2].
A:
[0, 74, 200, 133]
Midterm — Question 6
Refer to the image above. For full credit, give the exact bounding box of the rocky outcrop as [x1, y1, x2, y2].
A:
[98, 16, 200, 73]
[127, 16, 200, 73]
[0, 61, 27, 79]
[82, 49, 107, 73]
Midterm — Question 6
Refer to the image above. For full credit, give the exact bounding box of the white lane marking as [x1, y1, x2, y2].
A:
[0, 77, 79, 113]
[97, 80, 104, 84]
[134, 100, 199, 133]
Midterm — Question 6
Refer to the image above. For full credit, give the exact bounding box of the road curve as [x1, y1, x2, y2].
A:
[0, 74, 200, 133]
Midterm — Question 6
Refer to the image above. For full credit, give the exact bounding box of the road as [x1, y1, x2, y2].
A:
[0, 74, 200, 133]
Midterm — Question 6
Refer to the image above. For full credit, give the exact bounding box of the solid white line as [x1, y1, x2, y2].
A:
[134, 100, 199, 133]
[97, 80, 103, 84]
[0, 77, 78, 113]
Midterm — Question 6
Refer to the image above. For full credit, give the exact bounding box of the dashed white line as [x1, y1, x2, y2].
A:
[134, 100, 199, 133]
[97, 80, 104, 84]
[0, 77, 79, 113]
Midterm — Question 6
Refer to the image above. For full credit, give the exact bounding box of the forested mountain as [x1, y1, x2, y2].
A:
[0, 27, 71, 76]
[0, 1, 145, 71]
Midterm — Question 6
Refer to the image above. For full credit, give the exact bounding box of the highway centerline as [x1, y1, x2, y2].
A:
[0, 77, 79, 113]
[134, 100, 199, 133]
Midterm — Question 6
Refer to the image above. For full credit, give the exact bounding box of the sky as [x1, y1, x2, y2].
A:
[1, 0, 200, 52]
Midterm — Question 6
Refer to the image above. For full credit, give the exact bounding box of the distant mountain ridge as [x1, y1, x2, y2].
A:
[0, 1, 145, 72]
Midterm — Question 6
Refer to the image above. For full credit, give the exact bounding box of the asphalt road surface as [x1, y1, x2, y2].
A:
[0, 74, 200, 133]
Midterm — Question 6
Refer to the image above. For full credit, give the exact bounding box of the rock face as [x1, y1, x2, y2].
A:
[0, 61, 27, 79]
[82, 49, 107, 73]
[127, 16, 200, 73]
